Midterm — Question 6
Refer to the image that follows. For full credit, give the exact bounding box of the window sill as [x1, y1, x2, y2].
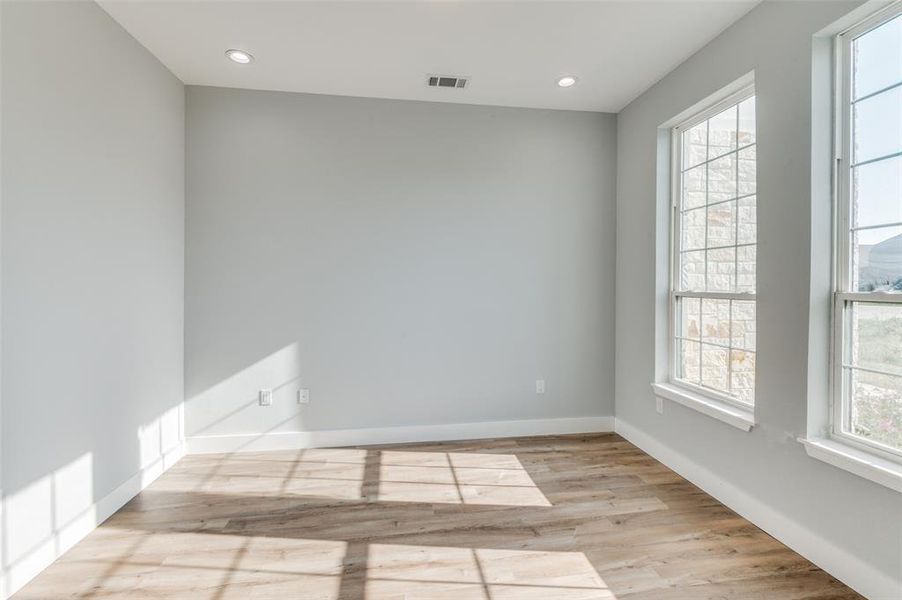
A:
[799, 436, 902, 493]
[651, 382, 755, 431]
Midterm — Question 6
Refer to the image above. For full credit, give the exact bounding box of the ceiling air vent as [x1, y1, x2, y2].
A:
[427, 74, 469, 89]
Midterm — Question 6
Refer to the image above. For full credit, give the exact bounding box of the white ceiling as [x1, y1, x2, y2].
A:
[99, 0, 760, 113]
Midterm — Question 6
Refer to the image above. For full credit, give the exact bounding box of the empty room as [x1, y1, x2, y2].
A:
[1, 0, 901, 598]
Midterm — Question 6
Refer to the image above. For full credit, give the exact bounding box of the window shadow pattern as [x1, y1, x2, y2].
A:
[10, 436, 856, 600]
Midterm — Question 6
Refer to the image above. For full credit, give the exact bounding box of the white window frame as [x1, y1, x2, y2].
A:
[663, 83, 757, 422]
[830, 2, 902, 465]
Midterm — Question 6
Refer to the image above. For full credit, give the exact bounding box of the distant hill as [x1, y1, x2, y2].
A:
[858, 232, 902, 291]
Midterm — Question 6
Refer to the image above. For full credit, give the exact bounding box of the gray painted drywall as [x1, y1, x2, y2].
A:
[1, 0, 184, 587]
[185, 86, 616, 438]
[615, 0, 902, 591]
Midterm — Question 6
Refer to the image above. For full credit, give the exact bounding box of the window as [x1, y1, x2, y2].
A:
[834, 4, 902, 459]
[670, 87, 757, 409]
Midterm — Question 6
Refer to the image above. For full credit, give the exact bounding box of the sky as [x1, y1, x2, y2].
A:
[852, 13, 902, 246]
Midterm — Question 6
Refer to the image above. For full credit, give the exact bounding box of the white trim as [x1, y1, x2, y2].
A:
[830, 2, 902, 465]
[674, 290, 756, 301]
[672, 84, 756, 137]
[668, 78, 758, 406]
[651, 382, 754, 431]
[660, 70, 756, 130]
[799, 436, 902, 494]
[3, 443, 186, 598]
[835, 291, 902, 303]
[615, 419, 902, 600]
[186, 416, 615, 455]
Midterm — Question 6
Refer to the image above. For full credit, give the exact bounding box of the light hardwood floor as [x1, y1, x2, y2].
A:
[15, 434, 861, 599]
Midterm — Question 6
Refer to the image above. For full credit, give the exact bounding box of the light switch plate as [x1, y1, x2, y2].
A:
[259, 389, 273, 407]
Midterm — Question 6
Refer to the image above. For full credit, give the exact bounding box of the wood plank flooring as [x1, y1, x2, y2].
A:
[14, 433, 861, 599]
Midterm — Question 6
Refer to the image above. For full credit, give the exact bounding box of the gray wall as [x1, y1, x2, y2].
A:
[186, 86, 616, 439]
[615, 0, 901, 591]
[1, 0, 184, 589]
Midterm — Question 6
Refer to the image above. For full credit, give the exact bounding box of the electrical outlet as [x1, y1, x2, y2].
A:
[259, 389, 273, 407]
[656, 396, 664, 414]
[535, 379, 545, 394]
[298, 388, 310, 404]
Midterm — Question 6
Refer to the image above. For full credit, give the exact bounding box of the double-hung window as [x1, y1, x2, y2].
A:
[670, 87, 757, 409]
[833, 4, 902, 459]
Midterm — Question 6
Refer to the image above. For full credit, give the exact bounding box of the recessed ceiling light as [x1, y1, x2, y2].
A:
[225, 49, 254, 64]
[557, 76, 577, 88]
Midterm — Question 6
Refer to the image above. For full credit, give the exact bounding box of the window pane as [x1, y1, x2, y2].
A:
[838, 15, 902, 455]
[731, 350, 756, 404]
[681, 207, 706, 251]
[706, 200, 736, 247]
[673, 93, 756, 406]
[853, 85, 902, 165]
[737, 145, 756, 196]
[682, 164, 707, 210]
[853, 155, 902, 229]
[738, 96, 756, 146]
[680, 250, 705, 291]
[708, 154, 737, 203]
[707, 104, 737, 160]
[853, 13, 902, 100]
[850, 368, 902, 451]
[679, 339, 701, 383]
[679, 296, 701, 339]
[701, 298, 730, 346]
[707, 246, 735, 292]
[851, 302, 902, 375]
[736, 244, 756, 293]
[737, 195, 756, 245]
[845, 299, 902, 453]
[701, 344, 729, 392]
[683, 121, 707, 169]
[854, 224, 902, 291]
[731, 300, 756, 351]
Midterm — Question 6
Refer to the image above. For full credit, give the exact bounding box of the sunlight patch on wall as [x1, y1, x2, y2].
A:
[138, 403, 183, 473]
[186, 343, 302, 438]
[3, 452, 95, 593]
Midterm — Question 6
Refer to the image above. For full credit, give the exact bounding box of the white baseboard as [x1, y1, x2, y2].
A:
[187, 416, 615, 455]
[614, 419, 901, 600]
[3, 443, 186, 599]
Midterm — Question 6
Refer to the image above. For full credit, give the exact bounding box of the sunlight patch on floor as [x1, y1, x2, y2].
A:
[19, 531, 616, 599]
[376, 450, 551, 507]
[171, 447, 552, 507]
[365, 544, 615, 599]
[15, 532, 348, 599]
